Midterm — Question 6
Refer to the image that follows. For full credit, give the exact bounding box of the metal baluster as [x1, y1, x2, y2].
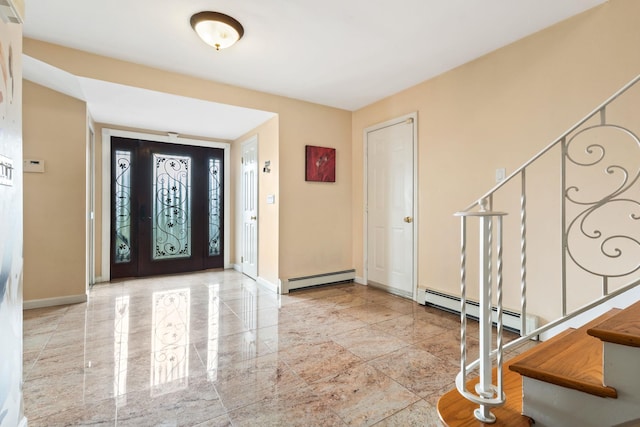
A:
[475, 199, 495, 423]
[460, 216, 468, 393]
[496, 215, 504, 401]
[561, 138, 568, 316]
[520, 169, 527, 336]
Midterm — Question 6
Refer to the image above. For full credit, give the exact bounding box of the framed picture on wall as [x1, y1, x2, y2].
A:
[305, 145, 336, 182]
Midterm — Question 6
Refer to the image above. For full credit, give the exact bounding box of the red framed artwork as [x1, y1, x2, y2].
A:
[305, 145, 336, 182]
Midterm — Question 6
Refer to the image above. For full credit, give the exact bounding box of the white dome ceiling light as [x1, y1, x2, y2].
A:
[190, 11, 244, 51]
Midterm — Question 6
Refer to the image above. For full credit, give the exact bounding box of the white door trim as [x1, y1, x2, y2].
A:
[363, 112, 418, 301]
[87, 118, 95, 290]
[100, 128, 231, 281]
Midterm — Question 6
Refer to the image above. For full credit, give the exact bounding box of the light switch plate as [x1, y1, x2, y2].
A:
[24, 159, 45, 173]
[266, 194, 275, 204]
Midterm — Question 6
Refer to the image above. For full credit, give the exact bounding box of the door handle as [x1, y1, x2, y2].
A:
[251, 216, 257, 220]
[140, 205, 152, 221]
[404, 216, 413, 223]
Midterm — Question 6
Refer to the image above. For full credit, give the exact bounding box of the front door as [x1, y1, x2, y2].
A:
[366, 114, 416, 299]
[110, 137, 224, 279]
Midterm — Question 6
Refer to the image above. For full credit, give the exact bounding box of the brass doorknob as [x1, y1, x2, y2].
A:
[251, 216, 257, 220]
[404, 216, 413, 223]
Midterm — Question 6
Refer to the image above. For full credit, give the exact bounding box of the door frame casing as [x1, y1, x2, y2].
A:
[362, 112, 418, 301]
[87, 119, 95, 290]
[101, 128, 231, 281]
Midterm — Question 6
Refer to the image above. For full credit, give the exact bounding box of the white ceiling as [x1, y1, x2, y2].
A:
[22, 0, 607, 140]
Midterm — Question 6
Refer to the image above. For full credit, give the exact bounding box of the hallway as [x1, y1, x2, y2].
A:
[22, 270, 523, 426]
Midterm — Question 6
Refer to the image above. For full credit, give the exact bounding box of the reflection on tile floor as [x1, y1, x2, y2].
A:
[23, 270, 524, 426]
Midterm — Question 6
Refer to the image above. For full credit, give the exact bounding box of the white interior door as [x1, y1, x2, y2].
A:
[241, 138, 258, 279]
[366, 115, 416, 298]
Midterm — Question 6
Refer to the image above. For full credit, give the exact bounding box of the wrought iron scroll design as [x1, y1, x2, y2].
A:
[153, 154, 192, 260]
[208, 158, 222, 256]
[114, 150, 132, 263]
[565, 124, 640, 279]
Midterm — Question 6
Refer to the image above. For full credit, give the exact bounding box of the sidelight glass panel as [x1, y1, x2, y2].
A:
[208, 158, 222, 256]
[114, 150, 132, 263]
[152, 153, 192, 260]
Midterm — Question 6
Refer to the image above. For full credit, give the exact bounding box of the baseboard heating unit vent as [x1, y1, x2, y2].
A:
[283, 269, 355, 294]
[421, 288, 538, 335]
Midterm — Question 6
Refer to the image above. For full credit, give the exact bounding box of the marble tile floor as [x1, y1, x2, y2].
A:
[23, 270, 530, 426]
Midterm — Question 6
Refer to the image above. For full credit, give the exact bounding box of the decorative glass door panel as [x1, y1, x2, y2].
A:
[111, 137, 224, 279]
[152, 153, 192, 260]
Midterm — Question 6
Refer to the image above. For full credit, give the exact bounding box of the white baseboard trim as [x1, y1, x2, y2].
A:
[423, 288, 538, 335]
[421, 285, 640, 341]
[256, 276, 278, 293]
[24, 294, 87, 310]
[232, 263, 242, 273]
[94, 276, 108, 284]
[18, 416, 28, 427]
[282, 269, 356, 294]
[416, 288, 427, 305]
[354, 276, 365, 285]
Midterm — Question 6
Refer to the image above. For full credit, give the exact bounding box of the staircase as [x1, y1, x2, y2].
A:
[437, 74, 640, 426]
[513, 301, 640, 426]
[439, 301, 640, 426]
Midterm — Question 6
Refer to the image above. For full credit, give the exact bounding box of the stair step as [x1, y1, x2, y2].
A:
[587, 300, 640, 347]
[437, 350, 535, 426]
[509, 309, 621, 398]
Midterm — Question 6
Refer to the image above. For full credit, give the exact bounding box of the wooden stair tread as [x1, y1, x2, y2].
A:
[438, 351, 535, 426]
[588, 300, 640, 348]
[509, 309, 620, 398]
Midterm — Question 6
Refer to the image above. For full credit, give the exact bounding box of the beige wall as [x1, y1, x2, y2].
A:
[233, 117, 280, 286]
[24, 39, 353, 285]
[277, 100, 353, 279]
[352, 0, 640, 322]
[23, 80, 87, 300]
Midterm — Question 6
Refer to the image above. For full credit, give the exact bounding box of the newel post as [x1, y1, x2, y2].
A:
[454, 198, 507, 423]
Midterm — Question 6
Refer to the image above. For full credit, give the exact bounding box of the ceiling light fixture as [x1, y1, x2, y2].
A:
[190, 11, 244, 51]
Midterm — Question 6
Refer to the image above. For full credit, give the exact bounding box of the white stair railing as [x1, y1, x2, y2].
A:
[455, 74, 640, 423]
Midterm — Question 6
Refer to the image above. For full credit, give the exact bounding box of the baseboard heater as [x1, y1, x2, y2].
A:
[283, 269, 356, 293]
[420, 288, 538, 335]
